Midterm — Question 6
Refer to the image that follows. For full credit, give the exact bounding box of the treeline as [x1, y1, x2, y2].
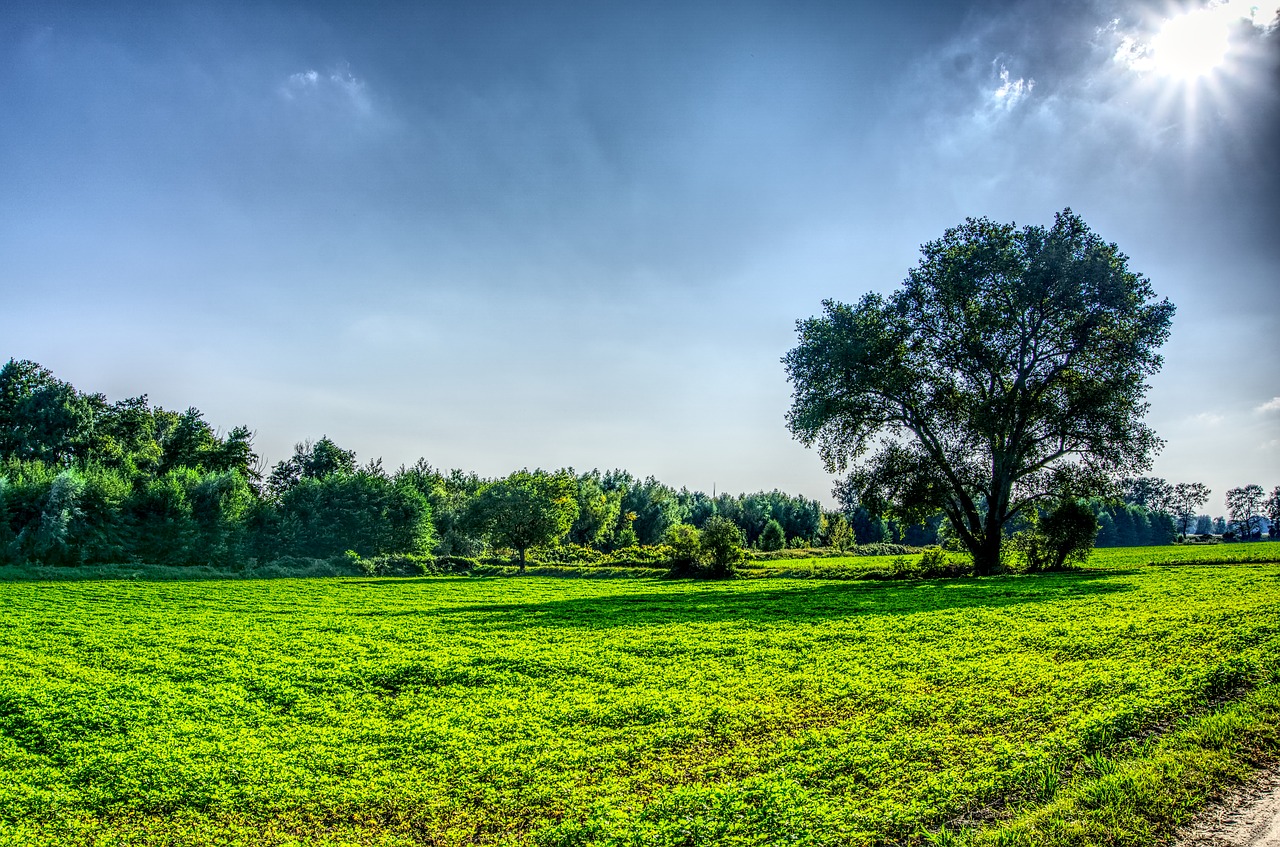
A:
[3, 360, 1242, 572]
[0, 360, 829, 569]
[1113, 476, 1279, 543]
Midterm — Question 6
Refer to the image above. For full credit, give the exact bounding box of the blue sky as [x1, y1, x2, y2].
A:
[2, 0, 1277, 511]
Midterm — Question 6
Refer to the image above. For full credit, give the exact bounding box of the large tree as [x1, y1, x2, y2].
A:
[784, 210, 1174, 574]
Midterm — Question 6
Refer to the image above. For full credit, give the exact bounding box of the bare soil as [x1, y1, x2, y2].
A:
[1174, 765, 1280, 847]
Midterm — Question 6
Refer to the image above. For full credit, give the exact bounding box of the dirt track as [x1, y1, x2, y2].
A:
[1174, 766, 1280, 847]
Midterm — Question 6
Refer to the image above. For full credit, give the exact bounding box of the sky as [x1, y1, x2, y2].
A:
[2, 0, 1277, 512]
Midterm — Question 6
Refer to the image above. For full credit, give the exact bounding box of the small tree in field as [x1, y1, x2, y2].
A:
[700, 516, 744, 578]
[470, 470, 578, 570]
[664, 523, 703, 575]
[1268, 487, 1280, 539]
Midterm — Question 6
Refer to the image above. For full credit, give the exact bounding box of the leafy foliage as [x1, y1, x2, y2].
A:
[469, 470, 579, 569]
[784, 210, 1174, 574]
[758, 518, 786, 551]
[700, 515, 745, 578]
[1010, 499, 1100, 572]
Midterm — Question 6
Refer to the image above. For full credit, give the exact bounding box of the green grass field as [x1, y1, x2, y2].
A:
[2, 545, 1279, 846]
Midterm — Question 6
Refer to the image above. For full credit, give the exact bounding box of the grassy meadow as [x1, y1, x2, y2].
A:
[2, 544, 1279, 846]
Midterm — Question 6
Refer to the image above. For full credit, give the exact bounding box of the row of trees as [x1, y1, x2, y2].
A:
[5, 347, 1258, 574]
[0, 359, 832, 568]
[1116, 476, 1279, 541]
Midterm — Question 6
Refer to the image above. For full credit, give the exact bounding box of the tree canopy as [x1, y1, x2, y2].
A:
[784, 210, 1175, 573]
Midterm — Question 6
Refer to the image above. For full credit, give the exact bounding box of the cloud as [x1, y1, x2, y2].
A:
[1257, 396, 1280, 414]
[283, 69, 320, 92]
[1191, 411, 1226, 426]
[278, 64, 372, 115]
[991, 63, 1034, 109]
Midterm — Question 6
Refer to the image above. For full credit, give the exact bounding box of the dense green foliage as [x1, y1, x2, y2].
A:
[1, 548, 1278, 846]
[0, 361, 838, 569]
[0, 358, 1253, 574]
[785, 211, 1176, 574]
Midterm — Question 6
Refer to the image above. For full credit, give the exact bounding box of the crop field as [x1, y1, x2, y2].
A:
[2, 546, 1280, 846]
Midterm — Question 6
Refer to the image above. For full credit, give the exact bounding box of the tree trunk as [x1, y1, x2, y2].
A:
[518, 547, 526, 572]
[972, 532, 1002, 576]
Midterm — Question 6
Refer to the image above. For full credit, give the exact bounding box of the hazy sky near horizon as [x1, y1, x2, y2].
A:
[2, 0, 1278, 510]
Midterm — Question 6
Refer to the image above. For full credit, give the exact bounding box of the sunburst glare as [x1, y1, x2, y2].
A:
[1117, 0, 1272, 82]
[1149, 8, 1233, 78]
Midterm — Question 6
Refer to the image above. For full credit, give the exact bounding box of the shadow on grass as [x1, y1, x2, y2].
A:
[340, 569, 1141, 627]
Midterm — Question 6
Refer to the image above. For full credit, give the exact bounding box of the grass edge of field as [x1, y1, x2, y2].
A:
[944, 681, 1280, 847]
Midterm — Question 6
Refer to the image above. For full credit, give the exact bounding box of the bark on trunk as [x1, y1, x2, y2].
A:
[972, 533, 1002, 576]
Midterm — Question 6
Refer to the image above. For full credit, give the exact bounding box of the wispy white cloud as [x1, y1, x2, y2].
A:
[1191, 411, 1225, 426]
[1257, 396, 1280, 414]
[278, 64, 372, 115]
[991, 63, 1034, 110]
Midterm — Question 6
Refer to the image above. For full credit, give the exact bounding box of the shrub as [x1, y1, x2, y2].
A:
[664, 524, 703, 576]
[700, 516, 744, 578]
[356, 552, 435, 577]
[758, 519, 785, 552]
[1011, 500, 1099, 572]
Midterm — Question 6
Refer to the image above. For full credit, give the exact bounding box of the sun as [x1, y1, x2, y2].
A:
[1148, 7, 1234, 79]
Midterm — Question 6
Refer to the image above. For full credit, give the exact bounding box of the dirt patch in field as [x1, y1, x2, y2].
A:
[1174, 765, 1280, 847]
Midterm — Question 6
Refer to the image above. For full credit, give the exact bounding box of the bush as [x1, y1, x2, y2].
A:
[700, 516, 744, 578]
[435, 555, 479, 572]
[664, 524, 703, 576]
[1010, 500, 1098, 572]
[758, 519, 785, 552]
[356, 552, 436, 577]
[852, 542, 921, 557]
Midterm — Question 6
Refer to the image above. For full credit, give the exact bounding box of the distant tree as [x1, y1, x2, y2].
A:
[1122, 477, 1174, 514]
[470, 470, 578, 570]
[700, 516, 744, 578]
[1168, 482, 1212, 538]
[758, 518, 785, 552]
[275, 469, 432, 560]
[678, 489, 717, 529]
[1113, 506, 1139, 548]
[1095, 508, 1118, 547]
[0, 359, 98, 466]
[620, 476, 686, 545]
[1194, 514, 1213, 535]
[784, 211, 1174, 574]
[395, 460, 486, 556]
[827, 514, 855, 551]
[567, 470, 623, 548]
[267, 436, 357, 496]
[1268, 487, 1280, 539]
[1226, 485, 1266, 540]
[93, 395, 162, 475]
[1212, 516, 1227, 535]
